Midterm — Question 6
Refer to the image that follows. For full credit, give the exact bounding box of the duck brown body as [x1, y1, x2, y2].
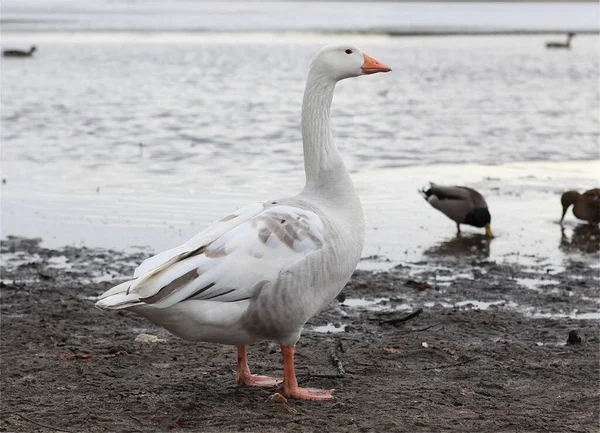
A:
[560, 188, 600, 225]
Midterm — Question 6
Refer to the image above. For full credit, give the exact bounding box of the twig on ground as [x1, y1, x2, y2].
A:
[11, 413, 75, 433]
[396, 358, 411, 370]
[128, 414, 144, 425]
[380, 308, 423, 326]
[398, 322, 442, 335]
[421, 357, 479, 371]
[308, 373, 345, 379]
[329, 340, 345, 376]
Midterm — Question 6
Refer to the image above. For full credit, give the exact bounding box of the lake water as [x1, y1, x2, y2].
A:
[1, 5, 599, 271]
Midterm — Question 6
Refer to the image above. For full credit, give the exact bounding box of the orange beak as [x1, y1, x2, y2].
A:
[361, 53, 392, 74]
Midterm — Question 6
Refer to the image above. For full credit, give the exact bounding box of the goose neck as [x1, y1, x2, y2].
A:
[301, 72, 351, 197]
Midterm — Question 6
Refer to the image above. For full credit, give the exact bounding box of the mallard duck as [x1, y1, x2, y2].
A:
[420, 183, 493, 237]
[560, 188, 600, 225]
[3, 46, 36, 58]
[95, 44, 391, 401]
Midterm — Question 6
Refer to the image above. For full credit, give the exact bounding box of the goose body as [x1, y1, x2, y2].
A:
[96, 44, 391, 400]
[420, 183, 493, 237]
[560, 188, 600, 225]
[3, 46, 36, 57]
[101, 197, 362, 346]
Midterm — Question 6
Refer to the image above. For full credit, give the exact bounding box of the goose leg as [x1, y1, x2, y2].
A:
[277, 345, 335, 401]
[456, 223, 461, 234]
[236, 345, 280, 387]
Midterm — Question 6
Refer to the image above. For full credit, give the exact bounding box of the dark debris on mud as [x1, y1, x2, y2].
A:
[1, 236, 598, 433]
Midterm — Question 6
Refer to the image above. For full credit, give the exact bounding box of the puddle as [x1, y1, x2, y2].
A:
[0, 279, 37, 285]
[454, 300, 515, 310]
[341, 297, 389, 310]
[47, 255, 72, 269]
[0, 253, 42, 269]
[423, 301, 454, 308]
[344, 295, 599, 320]
[515, 277, 560, 292]
[310, 324, 347, 334]
[77, 294, 100, 301]
[528, 311, 600, 320]
[341, 297, 413, 312]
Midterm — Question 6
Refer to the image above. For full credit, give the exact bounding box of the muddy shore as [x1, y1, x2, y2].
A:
[1, 236, 598, 433]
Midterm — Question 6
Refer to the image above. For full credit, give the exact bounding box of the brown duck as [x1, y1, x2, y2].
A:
[420, 183, 493, 237]
[560, 188, 600, 225]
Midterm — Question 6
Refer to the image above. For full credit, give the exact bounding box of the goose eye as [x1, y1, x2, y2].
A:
[345, 49, 352, 55]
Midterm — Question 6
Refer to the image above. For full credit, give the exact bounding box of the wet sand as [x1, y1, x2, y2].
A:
[3, 160, 599, 271]
[1, 236, 598, 432]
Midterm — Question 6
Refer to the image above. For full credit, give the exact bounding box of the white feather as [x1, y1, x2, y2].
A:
[97, 203, 325, 311]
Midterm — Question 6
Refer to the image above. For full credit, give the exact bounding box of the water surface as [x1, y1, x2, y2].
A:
[1, 32, 599, 271]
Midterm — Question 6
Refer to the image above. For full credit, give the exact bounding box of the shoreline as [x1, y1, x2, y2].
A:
[1, 236, 598, 432]
[1, 29, 599, 41]
[2, 27, 599, 35]
[3, 160, 598, 271]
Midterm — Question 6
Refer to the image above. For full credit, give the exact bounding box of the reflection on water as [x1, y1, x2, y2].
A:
[424, 233, 492, 259]
[560, 224, 600, 254]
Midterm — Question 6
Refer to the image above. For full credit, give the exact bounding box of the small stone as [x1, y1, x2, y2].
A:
[39, 267, 58, 280]
[567, 330, 582, 345]
[275, 406, 297, 414]
[134, 334, 167, 343]
[266, 393, 288, 404]
[21, 375, 36, 384]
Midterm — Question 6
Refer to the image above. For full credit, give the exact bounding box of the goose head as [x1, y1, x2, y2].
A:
[310, 44, 391, 82]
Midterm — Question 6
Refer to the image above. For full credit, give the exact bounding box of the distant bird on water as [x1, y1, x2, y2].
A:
[420, 183, 494, 237]
[560, 188, 600, 225]
[546, 33, 575, 49]
[3, 46, 36, 58]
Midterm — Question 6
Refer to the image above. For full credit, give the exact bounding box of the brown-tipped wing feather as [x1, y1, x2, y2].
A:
[96, 202, 325, 310]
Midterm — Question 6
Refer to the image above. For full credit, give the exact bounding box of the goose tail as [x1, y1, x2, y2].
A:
[95, 280, 144, 310]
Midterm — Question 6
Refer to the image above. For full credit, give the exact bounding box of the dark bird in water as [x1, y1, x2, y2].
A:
[560, 188, 600, 225]
[420, 183, 493, 237]
[546, 33, 575, 49]
[3, 46, 36, 58]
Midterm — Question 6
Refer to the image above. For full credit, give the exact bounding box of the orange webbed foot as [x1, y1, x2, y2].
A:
[236, 345, 281, 388]
[278, 345, 336, 401]
[237, 373, 281, 388]
[281, 386, 335, 401]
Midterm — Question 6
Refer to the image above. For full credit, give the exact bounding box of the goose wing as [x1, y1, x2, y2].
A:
[96, 202, 324, 310]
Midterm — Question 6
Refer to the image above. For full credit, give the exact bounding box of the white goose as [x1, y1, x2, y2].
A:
[96, 44, 391, 401]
